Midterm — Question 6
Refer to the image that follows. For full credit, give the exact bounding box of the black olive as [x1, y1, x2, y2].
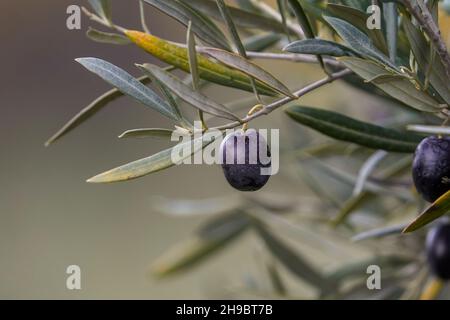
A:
[220, 129, 271, 191]
[412, 136, 450, 202]
[426, 223, 450, 280]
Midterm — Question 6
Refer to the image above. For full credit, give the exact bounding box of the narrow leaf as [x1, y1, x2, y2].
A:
[151, 212, 250, 276]
[284, 39, 356, 57]
[76, 58, 179, 120]
[253, 221, 333, 291]
[383, 2, 398, 61]
[285, 105, 423, 153]
[138, 64, 240, 121]
[88, 0, 112, 22]
[118, 128, 174, 139]
[326, 3, 388, 55]
[353, 150, 388, 196]
[407, 125, 450, 135]
[125, 30, 277, 96]
[203, 48, 294, 98]
[186, 21, 200, 90]
[352, 224, 408, 242]
[339, 57, 441, 112]
[87, 136, 214, 183]
[324, 16, 396, 70]
[86, 27, 131, 45]
[243, 33, 281, 52]
[143, 0, 230, 50]
[403, 190, 450, 233]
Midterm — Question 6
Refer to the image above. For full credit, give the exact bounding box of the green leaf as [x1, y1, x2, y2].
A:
[186, 21, 200, 91]
[407, 125, 450, 136]
[402, 17, 450, 105]
[76, 58, 179, 120]
[383, 2, 398, 61]
[403, 190, 450, 233]
[242, 33, 281, 52]
[339, 57, 441, 112]
[326, 3, 388, 55]
[188, 0, 287, 33]
[284, 39, 356, 57]
[285, 105, 423, 153]
[253, 221, 333, 291]
[86, 27, 130, 45]
[287, 0, 314, 38]
[87, 135, 214, 183]
[203, 48, 294, 98]
[143, 0, 230, 50]
[88, 0, 112, 22]
[151, 212, 250, 276]
[324, 16, 396, 69]
[138, 63, 240, 121]
[352, 224, 408, 242]
[118, 128, 174, 139]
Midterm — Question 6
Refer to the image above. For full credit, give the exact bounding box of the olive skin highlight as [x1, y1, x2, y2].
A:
[426, 223, 450, 280]
[220, 129, 271, 192]
[412, 136, 450, 203]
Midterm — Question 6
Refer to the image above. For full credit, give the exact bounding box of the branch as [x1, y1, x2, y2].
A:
[211, 68, 352, 131]
[403, 0, 450, 78]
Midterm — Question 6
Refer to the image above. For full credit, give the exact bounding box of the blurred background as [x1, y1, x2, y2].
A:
[1, 0, 448, 299]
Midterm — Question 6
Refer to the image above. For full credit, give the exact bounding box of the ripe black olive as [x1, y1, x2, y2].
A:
[412, 136, 450, 202]
[220, 129, 271, 191]
[426, 223, 450, 280]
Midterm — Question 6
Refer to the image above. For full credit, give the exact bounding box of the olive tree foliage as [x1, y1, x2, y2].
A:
[48, 0, 450, 299]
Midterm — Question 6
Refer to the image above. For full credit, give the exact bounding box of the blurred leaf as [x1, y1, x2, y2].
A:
[402, 17, 450, 105]
[243, 33, 281, 52]
[285, 105, 422, 153]
[152, 195, 243, 217]
[352, 224, 408, 242]
[326, 3, 388, 55]
[151, 212, 250, 277]
[324, 16, 396, 69]
[277, 0, 291, 40]
[353, 150, 388, 196]
[125, 30, 277, 96]
[383, 2, 398, 61]
[87, 136, 214, 183]
[403, 190, 450, 233]
[186, 21, 200, 90]
[118, 128, 174, 139]
[88, 0, 112, 22]
[253, 221, 334, 291]
[86, 27, 130, 45]
[203, 48, 294, 98]
[284, 39, 356, 57]
[266, 261, 287, 296]
[188, 0, 287, 33]
[407, 125, 450, 135]
[76, 58, 180, 120]
[339, 57, 441, 112]
[143, 0, 230, 50]
[138, 63, 240, 121]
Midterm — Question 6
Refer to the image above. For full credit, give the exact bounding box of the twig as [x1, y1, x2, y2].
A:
[211, 68, 352, 131]
[403, 0, 450, 78]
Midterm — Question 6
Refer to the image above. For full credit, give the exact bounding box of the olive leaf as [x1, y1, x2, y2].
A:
[383, 2, 398, 61]
[151, 212, 250, 277]
[86, 27, 130, 45]
[243, 33, 281, 52]
[76, 58, 180, 121]
[402, 17, 450, 105]
[352, 224, 408, 242]
[118, 128, 174, 139]
[284, 39, 356, 57]
[285, 105, 423, 153]
[88, 0, 112, 22]
[339, 57, 441, 112]
[203, 48, 294, 98]
[407, 125, 450, 136]
[253, 220, 334, 292]
[403, 190, 450, 233]
[87, 136, 214, 183]
[324, 16, 396, 70]
[125, 30, 277, 96]
[326, 3, 388, 55]
[188, 0, 287, 33]
[143, 0, 230, 50]
[137, 63, 240, 121]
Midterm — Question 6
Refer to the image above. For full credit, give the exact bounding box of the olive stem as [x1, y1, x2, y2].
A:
[420, 278, 445, 300]
[212, 68, 352, 131]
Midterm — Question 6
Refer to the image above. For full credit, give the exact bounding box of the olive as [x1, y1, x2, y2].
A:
[426, 223, 450, 280]
[412, 136, 450, 202]
[220, 129, 271, 191]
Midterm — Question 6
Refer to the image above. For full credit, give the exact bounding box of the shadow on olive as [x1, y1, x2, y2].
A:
[426, 223, 450, 280]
